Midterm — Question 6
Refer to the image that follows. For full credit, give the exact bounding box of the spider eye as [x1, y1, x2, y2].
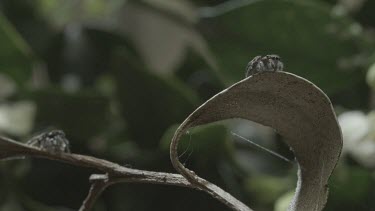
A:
[47, 130, 64, 138]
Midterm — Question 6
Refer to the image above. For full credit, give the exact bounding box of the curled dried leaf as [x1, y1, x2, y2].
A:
[170, 71, 342, 211]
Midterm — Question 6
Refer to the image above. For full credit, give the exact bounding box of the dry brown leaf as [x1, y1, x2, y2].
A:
[170, 71, 342, 211]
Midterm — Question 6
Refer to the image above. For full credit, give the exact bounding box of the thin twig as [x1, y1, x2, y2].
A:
[0, 136, 248, 211]
[79, 173, 195, 211]
[79, 177, 109, 211]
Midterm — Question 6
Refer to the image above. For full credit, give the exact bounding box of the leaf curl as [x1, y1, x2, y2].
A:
[170, 71, 342, 211]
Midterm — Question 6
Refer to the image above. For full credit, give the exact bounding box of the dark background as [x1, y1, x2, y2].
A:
[0, 0, 375, 210]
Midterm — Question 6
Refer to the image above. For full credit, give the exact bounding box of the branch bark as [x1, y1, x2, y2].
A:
[0, 136, 250, 210]
[79, 176, 109, 211]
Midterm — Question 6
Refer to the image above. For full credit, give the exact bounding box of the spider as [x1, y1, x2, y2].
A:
[245, 54, 284, 77]
[26, 130, 70, 153]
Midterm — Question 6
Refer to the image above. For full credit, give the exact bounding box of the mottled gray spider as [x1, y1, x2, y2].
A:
[245, 54, 284, 77]
[26, 130, 70, 153]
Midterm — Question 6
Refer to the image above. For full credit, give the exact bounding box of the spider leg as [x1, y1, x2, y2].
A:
[255, 60, 265, 73]
[245, 56, 262, 77]
[276, 61, 284, 71]
[26, 136, 42, 147]
[266, 58, 276, 71]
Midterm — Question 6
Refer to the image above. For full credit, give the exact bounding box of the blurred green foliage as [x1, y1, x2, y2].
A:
[0, 0, 375, 211]
[0, 12, 33, 86]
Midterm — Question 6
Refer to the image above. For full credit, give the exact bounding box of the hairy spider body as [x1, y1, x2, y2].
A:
[26, 130, 70, 153]
[245, 54, 283, 77]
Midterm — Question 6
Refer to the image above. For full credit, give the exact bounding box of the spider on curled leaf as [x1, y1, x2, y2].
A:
[26, 130, 71, 153]
[245, 54, 284, 77]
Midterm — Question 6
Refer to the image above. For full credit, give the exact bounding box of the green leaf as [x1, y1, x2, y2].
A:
[366, 62, 375, 89]
[32, 89, 110, 141]
[113, 49, 199, 148]
[244, 174, 291, 205]
[325, 166, 374, 210]
[160, 123, 234, 162]
[0, 12, 33, 85]
[175, 48, 225, 100]
[199, 0, 363, 94]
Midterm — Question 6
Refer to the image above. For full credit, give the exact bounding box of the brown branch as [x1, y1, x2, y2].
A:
[79, 172, 197, 211]
[79, 176, 109, 211]
[0, 136, 248, 211]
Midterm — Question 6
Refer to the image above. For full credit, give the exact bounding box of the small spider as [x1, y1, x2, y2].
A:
[245, 54, 284, 77]
[26, 130, 70, 153]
